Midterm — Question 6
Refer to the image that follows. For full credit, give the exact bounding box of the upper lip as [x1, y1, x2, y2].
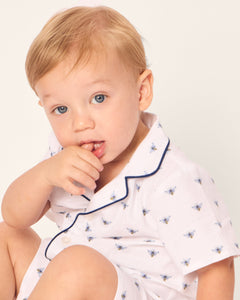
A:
[79, 140, 104, 146]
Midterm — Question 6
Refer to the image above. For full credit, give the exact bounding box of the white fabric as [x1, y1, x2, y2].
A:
[17, 112, 240, 300]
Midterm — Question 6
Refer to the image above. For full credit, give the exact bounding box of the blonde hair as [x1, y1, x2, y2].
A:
[25, 6, 147, 90]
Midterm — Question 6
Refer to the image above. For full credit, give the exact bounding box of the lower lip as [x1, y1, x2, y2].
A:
[92, 142, 105, 158]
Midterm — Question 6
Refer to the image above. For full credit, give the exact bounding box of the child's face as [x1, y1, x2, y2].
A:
[35, 52, 152, 166]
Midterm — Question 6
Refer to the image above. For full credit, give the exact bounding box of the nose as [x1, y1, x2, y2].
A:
[72, 111, 95, 132]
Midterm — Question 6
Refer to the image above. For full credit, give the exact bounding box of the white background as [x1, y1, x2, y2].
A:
[0, 0, 239, 297]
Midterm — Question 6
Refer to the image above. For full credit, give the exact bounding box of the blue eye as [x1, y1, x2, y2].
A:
[54, 106, 68, 114]
[91, 94, 106, 104]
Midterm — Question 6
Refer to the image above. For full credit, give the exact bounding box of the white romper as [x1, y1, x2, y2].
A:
[17, 112, 240, 300]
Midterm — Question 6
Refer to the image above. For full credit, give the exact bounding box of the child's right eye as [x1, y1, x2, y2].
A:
[54, 106, 68, 114]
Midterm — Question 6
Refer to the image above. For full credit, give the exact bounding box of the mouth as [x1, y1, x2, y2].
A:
[81, 141, 105, 158]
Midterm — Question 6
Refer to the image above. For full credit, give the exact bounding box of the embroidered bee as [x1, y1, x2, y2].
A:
[165, 186, 176, 195]
[116, 244, 127, 251]
[150, 143, 157, 152]
[87, 236, 95, 242]
[160, 216, 171, 224]
[121, 291, 126, 299]
[37, 268, 44, 277]
[147, 249, 159, 257]
[85, 223, 91, 232]
[212, 246, 223, 254]
[181, 258, 191, 267]
[127, 228, 138, 235]
[160, 274, 171, 281]
[142, 208, 150, 216]
[141, 273, 150, 279]
[235, 243, 239, 249]
[215, 221, 222, 228]
[195, 178, 202, 184]
[184, 230, 195, 239]
[121, 202, 128, 209]
[110, 192, 116, 201]
[192, 203, 202, 211]
[214, 200, 219, 207]
[102, 218, 112, 225]
[183, 283, 190, 290]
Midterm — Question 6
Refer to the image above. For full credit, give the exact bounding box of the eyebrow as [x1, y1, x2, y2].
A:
[40, 79, 112, 101]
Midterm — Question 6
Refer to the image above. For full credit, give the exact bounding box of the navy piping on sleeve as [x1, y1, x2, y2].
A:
[45, 138, 170, 260]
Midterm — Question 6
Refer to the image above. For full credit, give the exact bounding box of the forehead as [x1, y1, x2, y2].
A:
[35, 50, 137, 98]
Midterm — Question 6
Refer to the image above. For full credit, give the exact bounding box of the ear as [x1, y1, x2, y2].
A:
[137, 69, 153, 111]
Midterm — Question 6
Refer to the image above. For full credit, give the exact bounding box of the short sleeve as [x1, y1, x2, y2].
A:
[151, 164, 240, 275]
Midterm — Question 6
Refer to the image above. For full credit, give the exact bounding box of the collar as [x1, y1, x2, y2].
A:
[82, 112, 170, 213]
[47, 113, 170, 216]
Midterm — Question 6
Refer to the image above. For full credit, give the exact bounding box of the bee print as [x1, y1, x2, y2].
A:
[65, 213, 71, 219]
[37, 268, 44, 277]
[157, 122, 162, 128]
[150, 142, 157, 152]
[184, 230, 195, 239]
[85, 223, 91, 232]
[142, 208, 150, 216]
[116, 244, 127, 251]
[144, 239, 156, 243]
[135, 281, 140, 289]
[195, 178, 202, 184]
[102, 218, 112, 225]
[160, 216, 171, 224]
[121, 291, 126, 299]
[110, 192, 116, 201]
[235, 243, 239, 249]
[181, 258, 191, 267]
[183, 283, 190, 290]
[136, 183, 141, 191]
[214, 200, 219, 207]
[192, 203, 202, 211]
[160, 274, 171, 281]
[165, 186, 176, 195]
[87, 236, 95, 242]
[121, 202, 128, 209]
[212, 246, 223, 254]
[147, 249, 159, 257]
[141, 273, 150, 279]
[110, 236, 122, 240]
[127, 228, 138, 235]
[215, 221, 222, 228]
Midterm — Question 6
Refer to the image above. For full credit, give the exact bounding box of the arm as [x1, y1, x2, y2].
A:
[196, 257, 235, 300]
[1, 146, 103, 229]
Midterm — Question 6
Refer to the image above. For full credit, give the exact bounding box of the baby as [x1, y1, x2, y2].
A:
[1, 6, 239, 300]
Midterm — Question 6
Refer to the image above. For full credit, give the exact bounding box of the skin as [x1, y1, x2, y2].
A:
[1, 51, 235, 299]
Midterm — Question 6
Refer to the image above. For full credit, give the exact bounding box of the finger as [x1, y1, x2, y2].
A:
[71, 158, 100, 181]
[69, 167, 97, 191]
[62, 180, 86, 196]
[74, 147, 104, 171]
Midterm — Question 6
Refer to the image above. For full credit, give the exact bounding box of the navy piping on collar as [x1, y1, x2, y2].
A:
[45, 138, 170, 261]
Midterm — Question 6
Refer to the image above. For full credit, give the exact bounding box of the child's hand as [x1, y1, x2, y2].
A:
[41, 145, 104, 195]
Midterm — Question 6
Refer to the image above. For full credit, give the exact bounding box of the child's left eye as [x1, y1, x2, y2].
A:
[91, 94, 106, 104]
